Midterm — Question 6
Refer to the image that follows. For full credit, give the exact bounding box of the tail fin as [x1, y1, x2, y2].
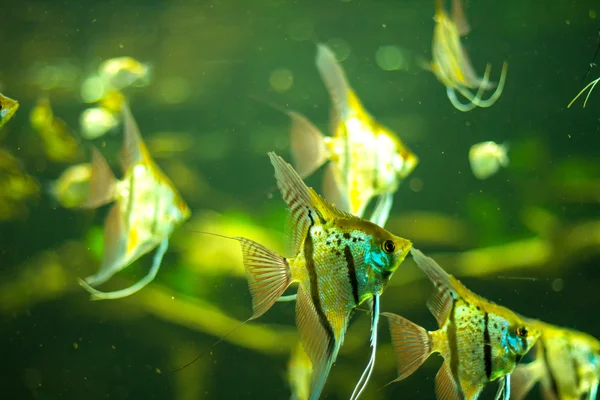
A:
[510, 360, 544, 400]
[84, 147, 117, 208]
[382, 312, 433, 382]
[237, 237, 293, 319]
[288, 110, 329, 178]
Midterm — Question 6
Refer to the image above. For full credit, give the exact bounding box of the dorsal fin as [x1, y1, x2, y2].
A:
[410, 248, 458, 327]
[268, 152, 341, 255]
[119, 102, 146, 172]
[451, 0, 471, 36]
[315, 44, 350, 120]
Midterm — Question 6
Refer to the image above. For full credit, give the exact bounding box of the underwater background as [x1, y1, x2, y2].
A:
[1, 0, 600, 399]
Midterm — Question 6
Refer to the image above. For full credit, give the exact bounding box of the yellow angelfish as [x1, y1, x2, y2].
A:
[78, 103, 190, 300]
[215, 152, 412, 399]
[511, 319, 600, 400]
[0, 92, 19, 130]
[429, 0, 508, 112]
[286, 44, 418, 228]
[383, 248, 540, 400]
[30, 97, 82, 163]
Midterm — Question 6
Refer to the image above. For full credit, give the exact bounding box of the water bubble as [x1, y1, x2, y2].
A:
[375, 45, 407, 71]
[269, 68, 294, 93]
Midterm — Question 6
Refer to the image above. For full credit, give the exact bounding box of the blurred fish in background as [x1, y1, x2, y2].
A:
[427, 0, 507, 111]
[0, 148, 40, 221]
[280, 44, 418, 228]
[80, 57, 151, 140]
[78, 103, 190, 300]
[29, 97, 83, 163]
[468, 141, 509, 180]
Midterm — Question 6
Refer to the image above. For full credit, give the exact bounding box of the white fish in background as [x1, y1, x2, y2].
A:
[79, 102, 190, 300]
[469, 141, 508, 180]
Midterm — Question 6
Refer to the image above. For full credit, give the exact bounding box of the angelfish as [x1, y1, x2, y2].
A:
[428, 0, 508, 112]
[0, 92, 19, 130]
[78, 103, 190, 300]
[383, 248, 540, 400]
[221, 152, 412, 399]
[511, 319, 600, 400]
[284, 44, 418, 227]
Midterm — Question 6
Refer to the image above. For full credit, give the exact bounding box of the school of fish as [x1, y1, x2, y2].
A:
[1, 0, 600, 399]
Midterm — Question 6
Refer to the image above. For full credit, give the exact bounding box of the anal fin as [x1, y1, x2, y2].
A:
[81, 204, 125, 288]
[435, 362, 462, 400]
[296, 286, 338, 400]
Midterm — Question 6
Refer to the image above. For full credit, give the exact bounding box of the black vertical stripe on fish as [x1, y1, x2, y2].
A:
[343, 245, 359, 305]
[447, 300, 462, 395]
[482, 312, 492, 380]
[540, 339, 560, 397]
[304, 214, 335, 356]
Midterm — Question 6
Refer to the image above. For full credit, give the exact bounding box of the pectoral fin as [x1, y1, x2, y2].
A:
[435, 362, 462, 400]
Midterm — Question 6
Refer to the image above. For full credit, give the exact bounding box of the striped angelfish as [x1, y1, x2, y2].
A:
[511, 319, 600, 400]
[224, 152, 412, 399]
[383, 248, 540, 400]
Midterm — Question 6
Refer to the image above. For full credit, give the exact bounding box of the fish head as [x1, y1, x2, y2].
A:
[364, 224, 412, 284]
[504, 314, 541, 361]
[0, 95, 19, 123]
[163, 190, 191, 231]
[394, 148, 419, 180]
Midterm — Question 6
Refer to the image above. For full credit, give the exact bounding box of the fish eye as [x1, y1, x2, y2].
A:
[516, 326, 528, 338]
[382, 240, 395, 254]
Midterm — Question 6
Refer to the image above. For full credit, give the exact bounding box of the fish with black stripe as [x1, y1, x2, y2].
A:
[224, 152, 412, 399]
[382, 248, 540, 400]
[511, 319, 600, 400]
